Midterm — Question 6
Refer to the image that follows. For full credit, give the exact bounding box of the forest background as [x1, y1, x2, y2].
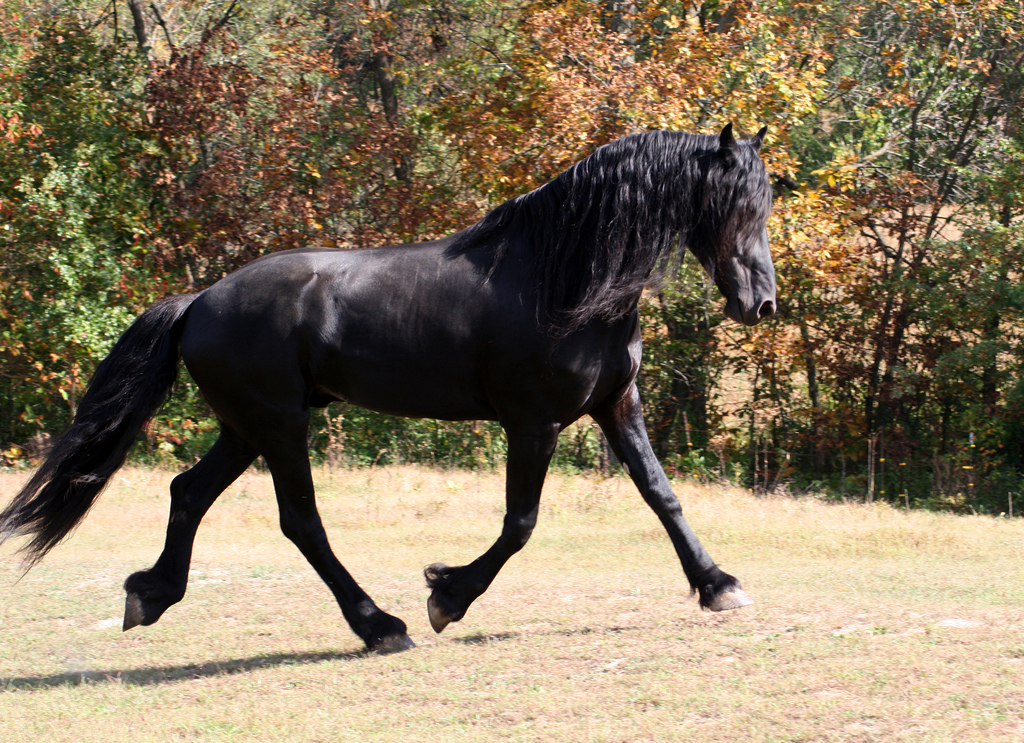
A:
[1, 0, 1022, 514]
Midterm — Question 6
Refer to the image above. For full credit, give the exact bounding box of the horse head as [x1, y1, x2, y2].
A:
[691, 124, 777, 326]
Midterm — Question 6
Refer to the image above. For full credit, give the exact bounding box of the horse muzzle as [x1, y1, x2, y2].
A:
[724, 294, 776, 326]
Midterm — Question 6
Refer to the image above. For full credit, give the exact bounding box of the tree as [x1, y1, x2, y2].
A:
[0, 17, 154, 443]
[773, 0, 1024, 505]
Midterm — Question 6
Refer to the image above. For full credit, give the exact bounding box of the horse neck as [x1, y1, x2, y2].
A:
[456, 130, 711, 331]
[530, 140, 702, 329]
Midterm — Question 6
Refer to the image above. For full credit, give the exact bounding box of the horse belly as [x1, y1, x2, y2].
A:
[312, 341, 497, 421]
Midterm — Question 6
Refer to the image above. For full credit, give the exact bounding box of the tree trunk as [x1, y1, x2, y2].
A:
[368, 0, 410, 181]
[125, 0, 153, 61]
[798, 314, 824, 472]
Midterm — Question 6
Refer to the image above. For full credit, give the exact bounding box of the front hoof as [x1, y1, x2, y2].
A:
[123, 593, 145, 631]
[705, 588, 754, 612]
[370, 633, 417, 654]
[427, 595, 453, 634]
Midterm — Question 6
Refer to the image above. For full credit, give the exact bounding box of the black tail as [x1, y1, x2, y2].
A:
[0, 294, 200, 568]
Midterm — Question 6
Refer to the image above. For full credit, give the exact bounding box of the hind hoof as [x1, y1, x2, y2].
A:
[705, 588, 754, 612]
[371, 633, 416, 654]
[123, 593, 145, 631]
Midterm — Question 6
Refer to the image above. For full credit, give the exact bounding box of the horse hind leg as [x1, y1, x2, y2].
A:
[123, 427, 256, 630]
[258, 425, 414, 653]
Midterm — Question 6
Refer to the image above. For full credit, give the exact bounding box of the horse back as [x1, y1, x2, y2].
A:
[180, 244, 640, 427]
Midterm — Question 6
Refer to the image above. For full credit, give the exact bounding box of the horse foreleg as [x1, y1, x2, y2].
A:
[262, 434, 414, 653]
[425, 425, 558, 633]
[123, 427, 257, 630]
[591, 383, 752, 612]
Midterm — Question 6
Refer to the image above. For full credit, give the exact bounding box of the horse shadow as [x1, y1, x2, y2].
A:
[1, 648, 367, 691]
[450, 622, 638, 646]
[3, 623, 644, 691]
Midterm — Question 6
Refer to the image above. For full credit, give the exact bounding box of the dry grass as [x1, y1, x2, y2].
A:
[2, 464, 1023, 742]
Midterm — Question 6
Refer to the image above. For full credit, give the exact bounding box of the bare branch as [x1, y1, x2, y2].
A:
[210, 0, 239, 36]
[148, 1, 175, 52]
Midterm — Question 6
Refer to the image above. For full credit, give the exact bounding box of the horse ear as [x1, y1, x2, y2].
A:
[719, 123, 739, 167]
[719, 123, 737, 152]
[752, 126, 768, 152]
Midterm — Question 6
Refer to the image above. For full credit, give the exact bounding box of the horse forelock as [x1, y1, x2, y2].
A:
[451, 129, 767, 331]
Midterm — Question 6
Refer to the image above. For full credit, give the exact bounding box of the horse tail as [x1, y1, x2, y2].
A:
[0, 293, 200, 568]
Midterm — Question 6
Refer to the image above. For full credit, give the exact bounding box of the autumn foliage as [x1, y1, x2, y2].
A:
[1, 0, 1022, 513]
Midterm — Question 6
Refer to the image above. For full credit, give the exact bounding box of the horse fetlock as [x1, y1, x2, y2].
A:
[423, 562, 454, 589]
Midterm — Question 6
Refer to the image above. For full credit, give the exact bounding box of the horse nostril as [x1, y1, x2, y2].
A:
[758, 300, 776, 319]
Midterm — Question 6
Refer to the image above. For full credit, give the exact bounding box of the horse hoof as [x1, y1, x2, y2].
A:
[372, 633, 416, 654]
[427, 596, 452, 634]
[706, 588, 754, 612]
[123, 593, 145, 631]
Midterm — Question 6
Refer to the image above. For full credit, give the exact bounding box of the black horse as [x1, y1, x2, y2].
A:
[1, 125, 775, 652]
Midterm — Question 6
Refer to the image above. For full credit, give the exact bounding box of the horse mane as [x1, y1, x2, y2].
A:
[450, 130, 737, 331]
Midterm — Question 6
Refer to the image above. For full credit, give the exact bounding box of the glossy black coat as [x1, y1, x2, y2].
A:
[2, 126, 775, 651]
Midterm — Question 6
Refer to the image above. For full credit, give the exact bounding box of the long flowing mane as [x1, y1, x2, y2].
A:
[450, 130, 734, 330]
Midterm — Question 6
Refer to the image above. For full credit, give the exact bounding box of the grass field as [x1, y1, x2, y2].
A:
[2, 464, 1023, 742]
